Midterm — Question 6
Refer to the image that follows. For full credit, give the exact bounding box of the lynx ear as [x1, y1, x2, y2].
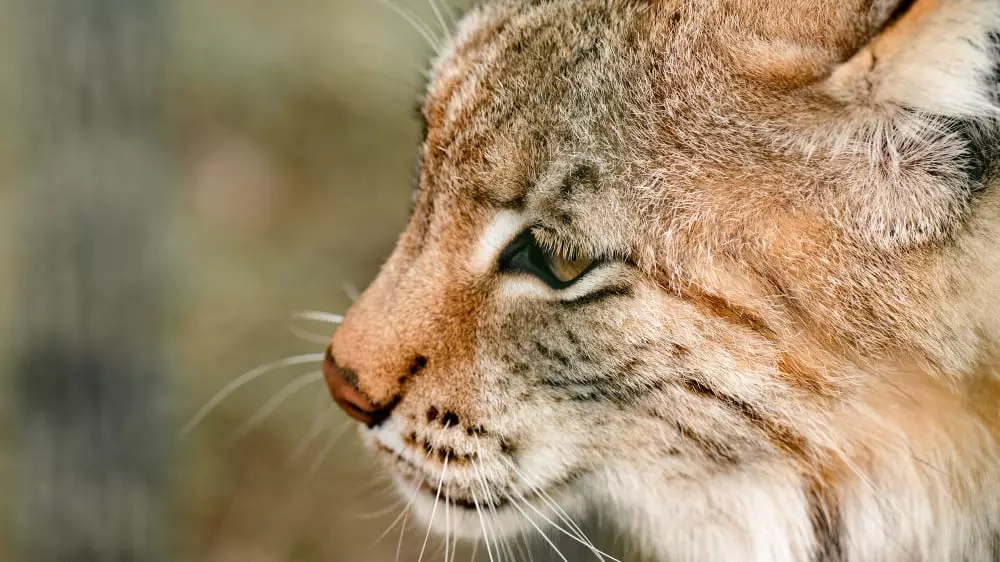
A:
[825, 0, 1000, 118]
[797, 0, 1000, 249]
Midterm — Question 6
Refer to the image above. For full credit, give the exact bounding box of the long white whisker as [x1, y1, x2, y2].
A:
[501, 490, 568, 562]
[440, 0, 457, 29]
[497, 451, 589, 540]
[389, 443, 442, 559]
[472, 438, 576, 562]
[372, 497, 415, 549]
[520, 531, 536, 562]
[374, 0, 442, 52]
[426, 0, 450, 36]
[445, 475, 452, 562]
[469, 480, 496, 562]
[418, 454, 450, 562]
[510, 529, 530, 562]
[510, 483, 616, 562]
[226, 371, 324, 443]
[356, 497, 407, 521]
[285, 406, 333, 465]
[291, 310, 344, 325]
[288, 325, 332, 345]
[469, 535, 480, 562]
[449, 527, 460, 562]
[450, 517, 461, 562]
[308, 421, 354, 475]
[497, 455, 617, 562]
[496, 519, 517, 562]
[355, 474, 400, 498]
[469, 452, 510, 562]
[181, 352, 325, 435]
[395, 506, 412, 562]
[444, 422, 453, 562]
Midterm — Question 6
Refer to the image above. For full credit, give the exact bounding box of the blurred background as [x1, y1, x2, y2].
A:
[0, 0, 617, 560]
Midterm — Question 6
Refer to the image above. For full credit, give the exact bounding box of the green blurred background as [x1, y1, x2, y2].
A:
[0, 0, 617, 560]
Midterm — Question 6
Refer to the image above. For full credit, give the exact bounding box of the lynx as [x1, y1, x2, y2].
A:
[324, 0, 1000, 560]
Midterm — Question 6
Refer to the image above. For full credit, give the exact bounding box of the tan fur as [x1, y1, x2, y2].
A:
[329, 1, 1000, 560]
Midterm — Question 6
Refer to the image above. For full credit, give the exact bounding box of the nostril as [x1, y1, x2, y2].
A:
[323, 348, 394, 427]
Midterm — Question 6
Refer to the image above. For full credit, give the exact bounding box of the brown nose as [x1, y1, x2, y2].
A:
[322, 347, 393, 427]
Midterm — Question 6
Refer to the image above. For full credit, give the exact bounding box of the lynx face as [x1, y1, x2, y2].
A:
[326, 1, 1000, 560]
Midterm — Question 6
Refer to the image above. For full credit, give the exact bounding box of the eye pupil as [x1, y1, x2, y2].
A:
[498, 229, 596, 288]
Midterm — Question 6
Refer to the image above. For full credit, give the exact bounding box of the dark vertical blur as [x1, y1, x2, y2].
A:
[10, 0, 172, 560]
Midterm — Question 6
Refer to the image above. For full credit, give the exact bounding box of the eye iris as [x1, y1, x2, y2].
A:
[548, 253, 593, 283]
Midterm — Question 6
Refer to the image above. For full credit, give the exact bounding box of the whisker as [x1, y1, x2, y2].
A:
[469, 479, 497, 562]
[509, 530, 529, 562]
[469, 536, 480, 562]
[510, 484, 616, 562]
[308, 420, 354, 475]
[426, 0, 450, 36]
[342, 283, 361, 302]
[444, 421, 453, 562]
[470, 453, 508, 562]
[439, 0, 457, 29]
[418, 454, 450, 562]
[380, 443, 441, 558]
[520, 531, 536, 562]
[181, 352, 325, 435]
[496, 518, 517, 562]
[473, 438, 578, 562]
[445, 474, 452, 562]
[497, 455, 617, 562]
[370, 476, 420, 548]
[291, 310, 344, 325]
[288, 325, 332, 345]
[356, 497, 407, 521]
[285, 404, 334, 465]
[355, 473, 399, 498]
[450, 518, 461, 562]
[369, 479, 423, 548]
[226, 371, 324, 443]
[501, 490, 568, 562]
[395, 506, 412, 562]
[374, 0, 442, 52]
[468, 440, 512, 561]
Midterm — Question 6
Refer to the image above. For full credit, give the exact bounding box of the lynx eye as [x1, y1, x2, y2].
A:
[498, 229, 596, 289]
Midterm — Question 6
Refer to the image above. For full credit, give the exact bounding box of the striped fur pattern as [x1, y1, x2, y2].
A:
[328, 1, 1000, 560]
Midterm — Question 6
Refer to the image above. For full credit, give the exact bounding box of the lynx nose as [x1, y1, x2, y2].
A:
[323, 347, 393, 427]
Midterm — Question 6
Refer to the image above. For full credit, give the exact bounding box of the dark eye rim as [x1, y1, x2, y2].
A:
[497, 229, 601, 289]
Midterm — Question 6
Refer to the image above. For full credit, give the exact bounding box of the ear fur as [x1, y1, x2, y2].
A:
[793, 0, 1000, 249]
[826, 0, 1000, 118]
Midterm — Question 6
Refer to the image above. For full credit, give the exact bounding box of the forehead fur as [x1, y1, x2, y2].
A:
[418, 0, 823, 276]
[421, 1, 663, 208]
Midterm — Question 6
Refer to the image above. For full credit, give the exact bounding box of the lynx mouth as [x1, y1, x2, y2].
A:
[373, 440, 512, 511]
[364, 418, 588, 524]
[414, 479, 512, 511]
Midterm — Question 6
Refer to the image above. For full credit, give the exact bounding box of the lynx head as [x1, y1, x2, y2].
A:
[325, 0, 1000, 559]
